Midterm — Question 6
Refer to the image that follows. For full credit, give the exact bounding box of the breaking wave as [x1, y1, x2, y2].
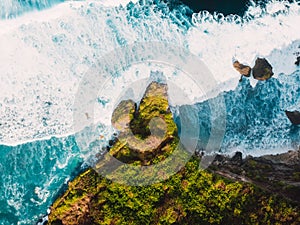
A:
[0, 0, 299, 224]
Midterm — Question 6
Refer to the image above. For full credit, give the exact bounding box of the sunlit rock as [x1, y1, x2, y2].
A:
[233, 60, 251, 77]
[110, 81, 177, 164]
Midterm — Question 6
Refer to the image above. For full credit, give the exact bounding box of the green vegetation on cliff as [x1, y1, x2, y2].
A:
[94, 82, 188, 186]
[47, 82, 300, 225]
[48, 157, 300, 225]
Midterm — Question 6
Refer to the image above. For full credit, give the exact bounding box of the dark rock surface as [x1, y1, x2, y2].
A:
[209, 150, 300, 203]
[285, 111, 300, 125]
[295, 56, 300, 66]
[252, 58, 274, 81]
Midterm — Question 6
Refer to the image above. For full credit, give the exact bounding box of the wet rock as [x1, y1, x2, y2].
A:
[285, 111, 300, 125]
[252, 58, 274, 81]
[295, 56, 300, 66]
[233, 60, 251, 77]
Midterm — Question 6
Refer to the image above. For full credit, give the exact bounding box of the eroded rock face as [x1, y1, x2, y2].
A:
[47, 169, 103, 225]
[233, 61, 251, 77]
[252, 58, 274, 81]
[286, 111, 300, 125]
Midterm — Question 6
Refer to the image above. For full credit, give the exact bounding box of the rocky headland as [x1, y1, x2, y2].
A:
[46, 81, 300, 225]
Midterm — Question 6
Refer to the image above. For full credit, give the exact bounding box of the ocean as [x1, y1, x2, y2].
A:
[0, 0, 299, 224]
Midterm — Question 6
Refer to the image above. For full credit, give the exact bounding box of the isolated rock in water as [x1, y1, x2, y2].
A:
[295, 56, 300, 66]
[233, 61, 251, 77]
[285, 111, 300, 125]
[252, 58, 274, 81]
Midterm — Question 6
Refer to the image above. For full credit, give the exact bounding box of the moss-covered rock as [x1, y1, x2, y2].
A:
[48, 157, 300, 225]
[110, 81, 177, 165]
[93, 82, 188, 186]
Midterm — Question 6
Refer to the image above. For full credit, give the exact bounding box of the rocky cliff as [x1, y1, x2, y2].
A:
[47, 82, 300, 225]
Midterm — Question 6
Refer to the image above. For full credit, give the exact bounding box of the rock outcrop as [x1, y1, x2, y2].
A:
[209, 150, 300, 203]
[233, 58, 274, 81]
[295, 56, 300, 66]
[233, 60, 251, 77]
[285, 111, 300, 125]
[46, 82, 300, 225]
[47, 151, 300, 225]
[110, 81, 177, 165]
[252, 58, 274, 81]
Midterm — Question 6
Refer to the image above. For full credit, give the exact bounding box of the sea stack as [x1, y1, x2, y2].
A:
[252, 58, 274, 81]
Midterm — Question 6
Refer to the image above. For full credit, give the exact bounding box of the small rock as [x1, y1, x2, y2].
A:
[295, 56, 300, 66]
[233, 61, 251, 77]
[212, 154, 226, 165]
[231, 151, 243, 165]
[285, 111, 300, 125]
[252, 58, 274, 81]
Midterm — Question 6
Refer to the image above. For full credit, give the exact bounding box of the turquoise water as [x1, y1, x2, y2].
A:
[222, 72, 300, 152]
[0, 0, 299, 224]
[187, 72, 300, 154]
[0, 136, 83, 224]
[1, 72, 299, 224]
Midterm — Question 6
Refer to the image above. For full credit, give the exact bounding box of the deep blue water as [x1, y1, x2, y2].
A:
[179, 0, 249, 16]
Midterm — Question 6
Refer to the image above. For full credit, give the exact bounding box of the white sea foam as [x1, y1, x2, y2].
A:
[0, 2, 299, 224]
[188, 0, 300, 85]
[0, 0, 299, 145]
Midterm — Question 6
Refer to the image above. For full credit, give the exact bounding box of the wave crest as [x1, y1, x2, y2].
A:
[0, 0, 64, 19]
